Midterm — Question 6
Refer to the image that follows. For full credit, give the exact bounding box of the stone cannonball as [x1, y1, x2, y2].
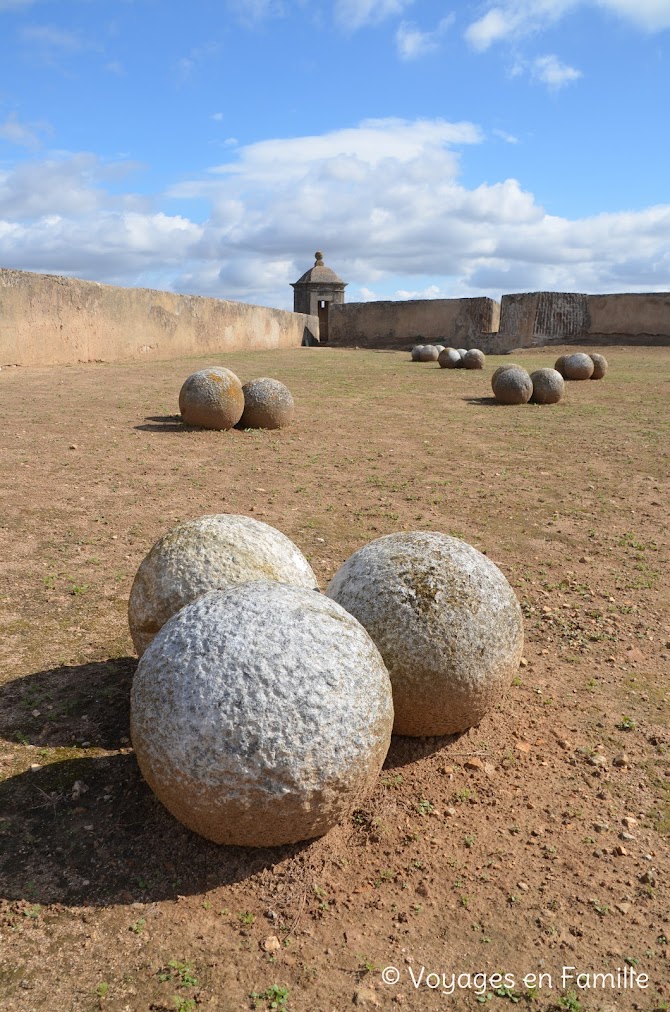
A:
[463, 348, 486, 370]
[326, 531, 524, 737]
[128, 514, 318, 657]
[438, 347, 462, 369]
[553, 355, 567, 377]
[490, 363, 523, 392]
[434, 344, 446, 354]
[530, 368, 565, 404]
[589, 353, 608, 379]
[130, 583, 394, 846]
[239, 377, 294, 430]
[411, 345, 425, 361]
[179, 367, 244, 430]
[418, 345, 439, 362]
[562, 353, 594, 380]
[492, 366, 533, 404]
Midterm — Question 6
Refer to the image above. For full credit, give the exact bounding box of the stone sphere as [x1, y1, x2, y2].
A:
[128, 514, 318, 657]
[411, 345, 425, 361]
[562, 353, 594, 380]
[434, 344, 445, 353]
[179, 367, 244, 430]
[463, 348, 486, 370]
[418, 345, 439, 362]
[130, 583, 394, 846]
[530, 368, 564, 404]
[589, 353, 608, 379]
[438, 347, 461, 369]
[326, 532, 524, 736]
[554, 355, 567, 377]
[239, 377, 294, 430]
[492, 366, 533, 405]
[490, 362, 523, 391]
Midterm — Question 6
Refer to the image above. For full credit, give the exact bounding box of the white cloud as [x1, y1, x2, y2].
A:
[395, 15, 454, 60]
[1, 120, 669, 307]
[492, 128, 519, 143]
[334, 0, 415, 30]
[532, 53, 582, 86]
[0, 112, 50, 149]
[465, 0, 670, 51]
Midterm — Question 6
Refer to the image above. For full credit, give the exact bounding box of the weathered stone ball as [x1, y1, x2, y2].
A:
[457, 349, 467, 358]
[490, 362, 523, 391]
[438, 347, 461, 369]
[589, 353, 608, 379]
[463, 348, 486, 370]
[434, 344, 445, 354]
[554, 355, 567, 377]
[411, 345, 425, 361]
[326, 532, 524, 736]
[130, 583, 394, 846]
[492, 366, 533, 404]
[179, 367, 244, 430]
[530, 368, 564, 404]
[563, 352, 594, 380]
[239, 377, 294, 430]
[418, 345, 439, 362]
[128, 514, 318, 657]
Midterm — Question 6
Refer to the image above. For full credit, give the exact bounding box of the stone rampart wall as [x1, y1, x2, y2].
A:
[0, 268, 318, 367]
[328, 297, 500, 349]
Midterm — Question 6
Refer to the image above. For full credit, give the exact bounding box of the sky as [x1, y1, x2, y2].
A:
[1, 0, 669, 310]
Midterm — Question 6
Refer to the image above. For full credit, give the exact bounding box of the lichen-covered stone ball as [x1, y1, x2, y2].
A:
[438, 347, 461, 369]
[128, 514, 318, 657]
[130, 583, 394, 846]
[490, 362, 523, 391]
[418, 345, 439, 362]
[326, 532, 524, 736]
[562, 353, 594, 380]
[179, 367, 244, 430]
[530, 368, 564, 404]
[411, 345, 425, 361]
[492, 366, 533, 404]
[589, 353, 608, 379]
[239, 377, 294, 430]
[463, 348, 485, 370]
[554, 355, 567, 377]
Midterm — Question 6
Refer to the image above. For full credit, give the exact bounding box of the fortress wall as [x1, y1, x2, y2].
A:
[586, 293, 670, 343]
[0, 268, 318, 367]
[328, 297, 500, 349]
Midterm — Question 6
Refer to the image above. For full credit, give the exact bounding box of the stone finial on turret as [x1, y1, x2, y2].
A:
[315, 251, 324, 266]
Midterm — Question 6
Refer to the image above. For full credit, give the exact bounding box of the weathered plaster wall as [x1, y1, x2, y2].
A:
[586, 293, 670, 344]
[328, 297, 500, 349]
[0, 268, 318, 367]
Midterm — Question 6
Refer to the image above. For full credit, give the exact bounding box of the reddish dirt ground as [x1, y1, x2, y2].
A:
[0, 345, 668, 1012]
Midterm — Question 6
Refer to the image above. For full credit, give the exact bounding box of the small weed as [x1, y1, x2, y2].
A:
[130, 917, 145, 934]
[616, 715, 636, 731]
[239, 911, 255, 925]
[591, 900, 608, 917]
[95, 981, 109, 998]
[381, 773, 403, 788]
[250, 984, 289, 1010]
[69, 583, 89, 596]
[557, 991, 582, 1011]
[416, 797, 434, 815]
[157, 960, 198, 988]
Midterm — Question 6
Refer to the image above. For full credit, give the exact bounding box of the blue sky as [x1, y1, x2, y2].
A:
[1, 0, 669, 309]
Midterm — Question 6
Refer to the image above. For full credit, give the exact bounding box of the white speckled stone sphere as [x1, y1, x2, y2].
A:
[492, 366, 533, 404]
[179, 367, 244, 430]
[130, 583, 394, 846]
[326, 532, 524, 736]
[589, 353, 608, 379]
[554, 355, 567, 377]
[530, 368, 565, 404]
[128, 514, 318, 657]
[490, 363, 522, 391]
[434, 344, 445, 354]
[239, 377, 294, 430]
[438, 347, 461, 369]
[418, 345, 439, 362]
[562, 353, 594, 380]
[463, 348, 486, 370]
[411, 345, 425, 361]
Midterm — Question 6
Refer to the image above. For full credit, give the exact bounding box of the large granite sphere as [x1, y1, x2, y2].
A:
[463, 348, 486, 370]
[326, 532, 524, 736]
[179, 367, 244, 430]
[434, 344, 446, 354]
[128, 514, 318, 657]
[239, 377, 294, 430]
[589, 353, 608, 379]
[411, 345, 425, 361]
[530, 368, 564, 404]
[438, 347, 461, 369]
[554, 355, 567, 377]
[418, 345, 439, 362]
[131, 583, 394, 846]
[562, 353, 594, 380]
[492, 366, 533, 404]
[490, 363, 523, 391]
